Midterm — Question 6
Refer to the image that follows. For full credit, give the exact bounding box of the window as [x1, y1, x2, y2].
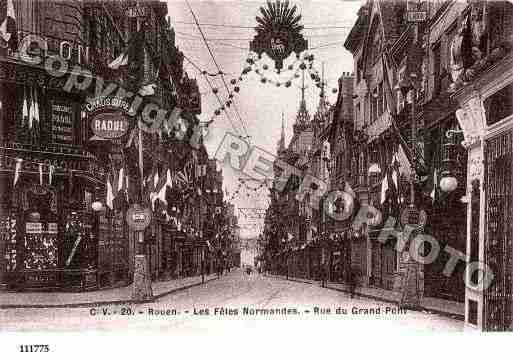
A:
[364, 94, 370, 127]
[485, 83, 513, 126]
[358, 151, 366, 186]
[378, 82, 384, 117]
[357, 58, 363, 83]
[371, 88, 378, 124]
[433, 42, 441, 96]
[468, 300, 478, 326]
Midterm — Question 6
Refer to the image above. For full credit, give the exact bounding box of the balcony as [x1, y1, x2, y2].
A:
[0, 141, 105, 181]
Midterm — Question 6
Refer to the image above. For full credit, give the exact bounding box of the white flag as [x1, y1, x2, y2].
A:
[138, 83, 157, 97]
[34, 90, 39, 124]
[106, 177, 114, 210]
[0, 0, 15, 43]
[13, 159, 22, 186]
[49, 164, 54, 185]
[380, 173, 389, 205]
[39, 163, 43, 185]
[431, 169, 438, 203]
[108, 52, 128, 69]
[28, 98, 33, 129]
[117, 168, 124, 193]
[22, 93, 28, 124]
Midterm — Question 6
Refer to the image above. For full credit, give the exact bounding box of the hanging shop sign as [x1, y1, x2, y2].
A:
[87, 97, 131, 141]
[25, 222, 42, 234]
[250, 1, 308, 71]
[400, 205, 427, 230]
[19, 32, 89, 65]
[406, 0, 427, 23]
[127, 204, 152, 231]
[50, 100, 75, 145]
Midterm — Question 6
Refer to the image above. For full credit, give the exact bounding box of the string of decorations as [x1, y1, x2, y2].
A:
[185, 49, 339, 129]
[206, 51, 340, 123]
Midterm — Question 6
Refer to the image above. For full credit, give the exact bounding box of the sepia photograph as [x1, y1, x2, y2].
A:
[0, 0, 513, 356]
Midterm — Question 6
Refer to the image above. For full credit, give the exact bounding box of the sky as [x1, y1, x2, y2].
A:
[166, 0, 362, 238]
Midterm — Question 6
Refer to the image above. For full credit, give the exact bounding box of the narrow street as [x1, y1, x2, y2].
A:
[0, 269, 463, 333]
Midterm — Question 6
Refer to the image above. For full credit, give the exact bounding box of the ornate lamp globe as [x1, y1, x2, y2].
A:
[440, 175, 458, 193]
[91, 201, 103, 212]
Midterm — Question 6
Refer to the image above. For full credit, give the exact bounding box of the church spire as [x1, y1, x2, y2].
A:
[277, 111, 286, 154]
[294, 69, 311, 134]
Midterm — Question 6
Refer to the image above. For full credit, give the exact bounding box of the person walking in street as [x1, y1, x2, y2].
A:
[321, 262, 329, 288]
[348, 266, 358, 299]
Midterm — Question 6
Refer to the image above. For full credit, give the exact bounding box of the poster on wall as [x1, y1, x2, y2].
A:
[50, 100, 75, 145]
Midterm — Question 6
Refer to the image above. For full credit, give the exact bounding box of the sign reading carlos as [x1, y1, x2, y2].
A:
[87, 97, 131, 141]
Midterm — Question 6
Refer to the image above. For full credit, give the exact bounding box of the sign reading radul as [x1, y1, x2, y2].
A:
[87, 97, 131, 141]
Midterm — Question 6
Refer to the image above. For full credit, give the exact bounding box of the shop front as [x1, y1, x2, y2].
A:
[453, 52, 513, 330]
[0, 57, 130, 292]
[0, 174, 131, 292]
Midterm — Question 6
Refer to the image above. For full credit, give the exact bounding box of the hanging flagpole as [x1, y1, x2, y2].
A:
[138, 125, 144, 202]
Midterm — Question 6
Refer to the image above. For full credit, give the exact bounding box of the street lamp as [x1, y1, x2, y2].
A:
[91, 201, 103, 212]
[440, 129, 461, 193]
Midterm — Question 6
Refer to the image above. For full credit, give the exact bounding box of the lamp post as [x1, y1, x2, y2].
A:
[440, 129, 462, 193]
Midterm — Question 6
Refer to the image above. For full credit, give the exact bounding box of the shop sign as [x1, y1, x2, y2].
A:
[47, 223, 58, 234]
[400, 205, 427, 230]
[26, 222, 42, 234]
[127, 204, 152, 231]
[51, 100, 74, 145]
[126, 5, 146, 18]
[406, 0, 427, 22]
[19, 32, 89, 65]
[87, 97, 131, 141]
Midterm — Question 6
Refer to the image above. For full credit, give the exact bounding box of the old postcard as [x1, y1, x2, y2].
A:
[1, 0, 513, 355]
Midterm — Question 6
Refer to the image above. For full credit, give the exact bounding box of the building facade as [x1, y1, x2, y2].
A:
[0, 0, 221, 292]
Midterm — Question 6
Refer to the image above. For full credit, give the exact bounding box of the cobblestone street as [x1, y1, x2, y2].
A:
[0, 270, 463, 333]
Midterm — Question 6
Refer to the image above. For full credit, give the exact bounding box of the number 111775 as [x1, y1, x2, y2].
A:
[19, 345, 50, 353]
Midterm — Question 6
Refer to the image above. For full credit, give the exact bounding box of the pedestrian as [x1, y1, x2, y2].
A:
[321, 263, 329, 288]
[348, 267, 358, 299]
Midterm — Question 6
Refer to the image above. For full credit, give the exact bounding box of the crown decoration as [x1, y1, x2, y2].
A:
[250, 1, 308, 72]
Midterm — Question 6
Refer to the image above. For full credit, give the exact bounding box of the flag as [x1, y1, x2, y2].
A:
[164, 107, 182, 135]
[368, 163, 381, 174]
[406, 39, 424, 80]
[138, 127, 143, 186]
[156, 175, 168, 205]
[382, 51, 420, 173]
[126, 30, 146, 91]
[391, 169, 398, 196]
[174, 171, 187, 187]
[13, 158, 22, 186]
[22, 89, 27, 126]
[461, 13, 474, 70]
[382, 51, 397, 118]
[66, 236, 82, 267]
[108, 52, 128, 70]
[106, 174, 115, 210]
[38, 163, 43, 185]
[153, 169, 159, 191]
[151, 168, 170, 210]
[117, 167, 124, 193]
[0, 0, 17, 51]
[344, 181, 355, 198]
[33, 88, 39, 126]
[430, 169, 438, 204]
[49, 164, 54, 186]
[28, 95, 33, 129]
[138, 83, 156, 97]
[380, 172, 389, 205]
